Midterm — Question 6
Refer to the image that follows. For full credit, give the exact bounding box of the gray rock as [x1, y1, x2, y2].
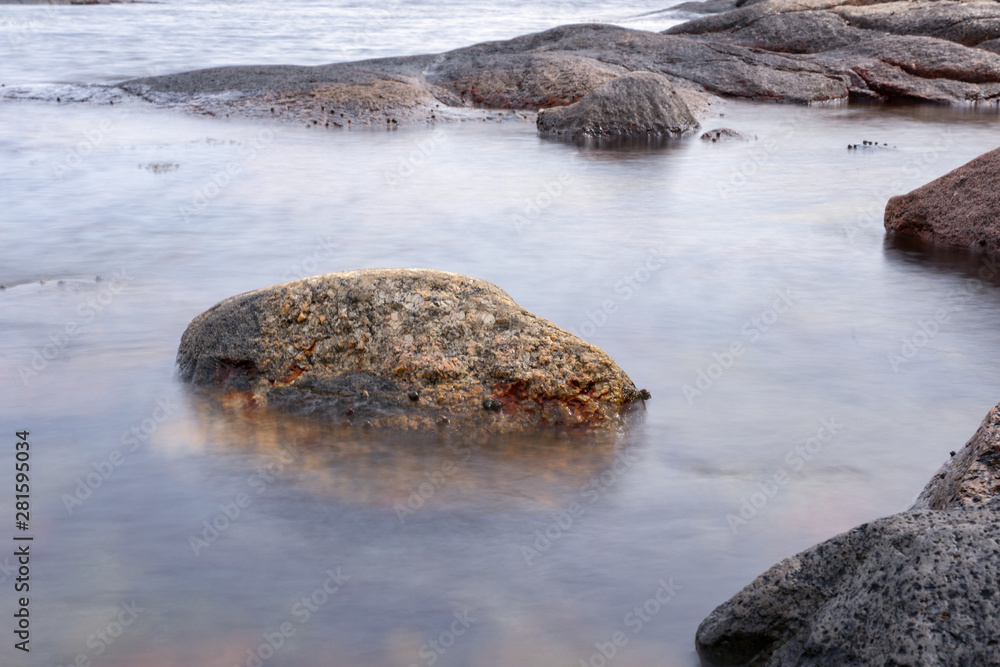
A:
[913, 401, 1000, 510]
[177, 269, 644, 432]
[884, 145, 1000, 252]
[109, 2, 1000, 126]
[695, 498, 1000, 666]
[700, 127, 756, 142]
[536, 71, 699, 140]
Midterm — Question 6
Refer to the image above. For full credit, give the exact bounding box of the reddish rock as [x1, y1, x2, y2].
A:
[884, 146, 1000, 251]
[177, 269, 645, 433]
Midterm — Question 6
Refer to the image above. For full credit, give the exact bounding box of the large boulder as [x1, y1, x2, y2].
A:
[695, 499, 1000, 666]
[695, 400, 1000, 666]
[884, 146, 1000, 252]
[536, 71, 700, 140]
[176, 269, 645, 432]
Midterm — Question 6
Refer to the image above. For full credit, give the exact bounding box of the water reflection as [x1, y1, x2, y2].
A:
[180, 390, 642, 513]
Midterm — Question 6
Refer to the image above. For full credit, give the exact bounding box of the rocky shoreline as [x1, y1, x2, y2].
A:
[109, 0, 999, 135]
[128, 1, 1000, 663]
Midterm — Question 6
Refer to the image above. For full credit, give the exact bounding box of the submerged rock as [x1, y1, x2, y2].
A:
[177, 269, 644, 432]
[884, 145, 1000, 252]
[700, 127, 755, 142]
[695, 499, 1000, 666]
[536, 71, 700, 140]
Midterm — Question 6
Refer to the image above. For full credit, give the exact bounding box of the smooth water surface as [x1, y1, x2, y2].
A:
[2, 2, 1000, 666]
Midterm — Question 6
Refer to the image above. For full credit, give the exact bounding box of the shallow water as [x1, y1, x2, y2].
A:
[3, 2, 1000, 667]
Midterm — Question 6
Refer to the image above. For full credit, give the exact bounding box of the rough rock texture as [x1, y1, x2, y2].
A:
[913, 402, 1000, 510]
[108, 2, 1000, 128]
[696, 398, 1000, 666]
[884, 146, 1000, 252]
[695, 499, 1000, 666]
[177, 269, 644, 432]
[536, 71, 699, 140]
[666, 0, 1000, 104]
[700, 127, 756, 141]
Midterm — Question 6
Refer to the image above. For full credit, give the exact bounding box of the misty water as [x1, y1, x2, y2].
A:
[2, 1, 1000, 666]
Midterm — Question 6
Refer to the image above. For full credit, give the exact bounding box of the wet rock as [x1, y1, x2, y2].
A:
[695, 498, 1000, 666]
[700, 127, 755, 142]
[884, 146, 1000, 252]
[177, 269, 644, 432]
[666, 0, 1000, 104]
[670, 0, 742, 16]
[536, 71, 700, 140]
[114, 2, 1000, 125]
[913, 401, 1000, 510]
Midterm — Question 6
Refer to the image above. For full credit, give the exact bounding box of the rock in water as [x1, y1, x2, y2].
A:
[696, 399, 1000, 666]
[912, 401, 1000, 511]
[885, 145, 1000, 252]
[695, 499, 1000, 666]
[536, 71, 700, 141]
[177, 269, 644, 432]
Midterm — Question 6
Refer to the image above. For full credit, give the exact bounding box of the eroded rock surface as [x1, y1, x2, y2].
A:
[177, 269, 644, 432]
[885, 145, 1000, 252]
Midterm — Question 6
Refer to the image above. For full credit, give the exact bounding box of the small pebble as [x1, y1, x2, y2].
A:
[950, 451, 957, 457]
[438, 415, 450, 425]
[639, 389, 652, 400]
[408, 390, 420, 401]
[482, 397, 503, 411]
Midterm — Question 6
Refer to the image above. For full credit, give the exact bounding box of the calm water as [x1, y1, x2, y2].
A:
[2, 2, 1000, 666]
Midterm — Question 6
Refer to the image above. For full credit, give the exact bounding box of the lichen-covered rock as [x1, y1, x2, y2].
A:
[536, 71, 700, 140]
[695, 498, 1000, 666]
[884, 145, 1000, 252]
[912, 401, 1000, 510]
[177, 269, 644, 432]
